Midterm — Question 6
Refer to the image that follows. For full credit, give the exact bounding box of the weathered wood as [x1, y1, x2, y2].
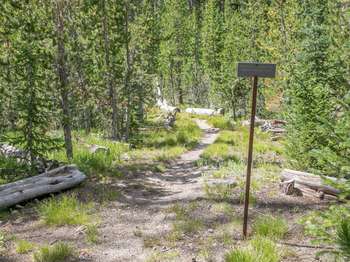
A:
[280, 169, 343, 198]
[0, 165, 86, 209]
[185, 108, 224, 116]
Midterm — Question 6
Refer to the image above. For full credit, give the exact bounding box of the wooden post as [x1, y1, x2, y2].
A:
[243, 76, 258, 238]
[237, 62, 276, 238]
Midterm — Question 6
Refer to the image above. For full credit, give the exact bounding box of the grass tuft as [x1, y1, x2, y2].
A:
[225, 236, 281, 262]
[252, 215, 288, 239]
[38, 195, 93, 226]
[33, 242, 74, 262]
[86, 224, 99, 244]
[16, 239, 34, 254]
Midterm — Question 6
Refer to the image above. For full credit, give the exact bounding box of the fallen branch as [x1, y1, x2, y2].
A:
[0, 165, 86, 209]
[278, 241, 335, 250]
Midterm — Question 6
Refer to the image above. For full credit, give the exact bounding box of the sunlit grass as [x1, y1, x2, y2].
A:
[252, 215, 288, 239]
[33, 242, 74, 262]
[225, 236, 282, 262]
[16, 239, 34, 254]
[38, 195, 94, 226]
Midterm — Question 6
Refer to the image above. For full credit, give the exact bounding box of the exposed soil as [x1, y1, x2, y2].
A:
[0, 119, 335, 262]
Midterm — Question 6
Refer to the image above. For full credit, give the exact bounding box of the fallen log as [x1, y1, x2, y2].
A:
[280, 169, 343, 199]
[0, 165, 86, 209]
[185, 107, 224, 116]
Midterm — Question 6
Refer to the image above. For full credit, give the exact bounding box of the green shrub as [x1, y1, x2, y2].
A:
[38, 195, 93, 226]
[207, 116, 235, 130]
[33, 242, 74, 262]
[337, 219, 350, 259]
[252, 215, 288, 239]
[16, 239, 34, 254]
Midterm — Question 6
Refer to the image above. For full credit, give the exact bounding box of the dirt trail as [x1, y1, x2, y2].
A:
[92, 119, 220, 261]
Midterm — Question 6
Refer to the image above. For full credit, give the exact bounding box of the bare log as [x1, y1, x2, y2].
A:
[156, 85, 180, 114]
[280, 169, 343, 198]
[0, 165, 86, 209]
[185, 107, 224, 116]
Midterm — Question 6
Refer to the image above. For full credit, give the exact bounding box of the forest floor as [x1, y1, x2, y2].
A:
[0, 117, 337, 262]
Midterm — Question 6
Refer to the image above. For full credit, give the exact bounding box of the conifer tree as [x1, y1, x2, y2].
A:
[2, 1, 60, 169]
[286, 0, 347, 171]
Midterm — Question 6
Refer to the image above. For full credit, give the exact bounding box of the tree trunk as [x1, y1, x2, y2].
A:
[101, 0, 119, 141]
[55, 0, 73, 160]
[124, 0, 132, 141]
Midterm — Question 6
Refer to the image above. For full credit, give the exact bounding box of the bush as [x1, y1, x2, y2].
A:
[33, 242, 74, 262]
[337, 219, 350, 259]
[207, 116, 235, 130]
[252, 215, 288, 239]
[38, 195, 93, 226]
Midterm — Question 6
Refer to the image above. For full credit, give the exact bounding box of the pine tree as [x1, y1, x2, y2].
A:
[1, 1, 60, 169]
[286, 0, 348, 171]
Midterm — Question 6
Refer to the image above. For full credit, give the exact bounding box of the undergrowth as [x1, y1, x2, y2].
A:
[38, 195, 94, 226]
[225, 236, 282, 262]
[33, 242, 74, 262]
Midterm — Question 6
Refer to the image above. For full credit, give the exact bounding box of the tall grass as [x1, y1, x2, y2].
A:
[252, 215, 288, 239]
[225, 236, 281, 262]
[38, 195, 93, 226]
[33, 242, 74, 262]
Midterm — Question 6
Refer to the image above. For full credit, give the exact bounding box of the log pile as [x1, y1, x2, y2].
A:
[0, 144, 60, 173]
[0, 165, 86, 209]
[280, 169, 344, 200]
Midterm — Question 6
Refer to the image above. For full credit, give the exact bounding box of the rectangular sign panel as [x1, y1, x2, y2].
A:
[237, 62, 276, 78]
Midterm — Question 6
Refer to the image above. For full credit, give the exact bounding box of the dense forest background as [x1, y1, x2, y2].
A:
[0, 0, 349, 177]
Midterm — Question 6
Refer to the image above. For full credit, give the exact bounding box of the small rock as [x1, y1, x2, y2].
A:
[208, 228, 214, 234]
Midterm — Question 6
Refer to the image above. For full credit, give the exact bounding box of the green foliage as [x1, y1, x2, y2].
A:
[0, 155, 31, 184]
[286, 0, 349, 172]
[337, 219, 350, 259]
[86, 224, 99, 244]
[300, 204, 350, 244]
[16, 239, 34, 254]
[252, 215, 288, 239]
[37, 195, 94, 226]
[225, 237, 281, 262]
[33, 242, 74, 262]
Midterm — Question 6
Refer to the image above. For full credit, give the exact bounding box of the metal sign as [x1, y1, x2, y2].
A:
[237, 62, 276, 238]
[237, 62, 276, 78]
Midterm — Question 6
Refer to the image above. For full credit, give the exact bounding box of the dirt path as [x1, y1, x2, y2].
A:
[89, 119, 220, 261]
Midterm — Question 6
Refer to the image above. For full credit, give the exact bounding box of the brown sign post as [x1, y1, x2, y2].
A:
[237, 62, 276, 238]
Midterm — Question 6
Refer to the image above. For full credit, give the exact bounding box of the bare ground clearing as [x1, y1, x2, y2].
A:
[0, 119, 335, 262]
